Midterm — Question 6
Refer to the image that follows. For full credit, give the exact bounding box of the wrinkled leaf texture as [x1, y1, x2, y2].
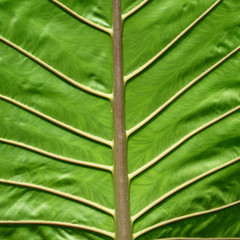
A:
[0, 0, 240, 239]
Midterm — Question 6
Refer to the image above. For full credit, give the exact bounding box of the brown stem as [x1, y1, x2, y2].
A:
[112, 0, 133, 239]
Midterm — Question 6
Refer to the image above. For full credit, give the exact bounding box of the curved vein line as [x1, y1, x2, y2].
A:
[132, 157, 240, 222]
[0, 138, 113, 172]
[0, 179, 114, 216]
[127, 46, 240, 136]
[0, 37, 112, 100]
[0, 220, 115, 238]
[122, 0, 151, 20]
[50, 0, 112, 35]
[129, 106, 240, 179]
[133, 200, 240, 238]
[124, 0, 221, 82]
[0, 94, 113, 147]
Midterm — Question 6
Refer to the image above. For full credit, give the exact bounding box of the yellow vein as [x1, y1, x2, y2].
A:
[127, 46, 240, 136]
[122, 0, 151, 20]
[129, 106, 240, 179]
[0, 138, 113, 172]
[50, 0, 113, 35]
[124, 0, 221, 82]
[0, 179, 114, 216]
[132, 157, 240, 222]
[133, 200, 240, 238]
[0, 220, 115, 238]
[0, 94, 113, 147]
[0, 37, 112, 100]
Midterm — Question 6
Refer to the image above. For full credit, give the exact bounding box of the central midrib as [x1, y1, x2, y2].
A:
[112, 0, 133, 239]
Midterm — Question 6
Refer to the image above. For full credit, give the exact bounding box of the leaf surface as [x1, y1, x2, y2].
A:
[0, 0, 239, 239]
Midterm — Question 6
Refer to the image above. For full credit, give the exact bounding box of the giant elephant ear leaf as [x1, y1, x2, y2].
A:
[0, 0, 239, 239]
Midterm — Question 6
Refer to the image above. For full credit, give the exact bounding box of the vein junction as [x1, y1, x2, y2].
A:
[0, 138, 112, 172]
[50, 0, 113, 35]
[0, 94, 112, 147]
[0, 220, 115, 238]
[0, 37, 112, 100]
[0, 179, 114, 215]
[122, 0, 151, 20]
[123, 0, 222, 82]
[132, 157, 240, 222]
[129, 106, 240, 179]
[127, 46, 240, 136]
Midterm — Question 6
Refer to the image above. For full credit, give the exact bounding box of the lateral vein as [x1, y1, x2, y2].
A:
[0, 179, 114, 216]
[133, 200, 240, 238]
[0, 138, 112, 172]
[0, 37, 112, 100]
[0, 220, 115, 238]
[122, 0, 151, 20]
[132, 157, 240, 221]
[50, 0, 113, 35]
[129, 106, 240, 179]
[127, 46, 240, 136]
[124, 0, 221, 82]
[0, 94, 113, 147]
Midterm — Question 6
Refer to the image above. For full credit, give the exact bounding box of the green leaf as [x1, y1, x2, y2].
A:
[0, 0, 239, 239]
